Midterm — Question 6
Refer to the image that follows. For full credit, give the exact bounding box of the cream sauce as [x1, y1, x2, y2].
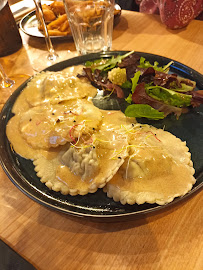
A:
[7, 64, 195, 200]
[12, 65, 97, 114]
[18, 99, 102, 149]
[110, 157, 194, 199]
[55, 110, 133, 193]
[56, 146, 124, 193]
[42, 73, 97, 104]
[6, 114, 67, 160]
[12, 72, 53, 114]
[107, 125, 195, 204]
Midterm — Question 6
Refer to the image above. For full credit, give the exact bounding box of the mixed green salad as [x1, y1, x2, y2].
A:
[78, 51, 203, 120]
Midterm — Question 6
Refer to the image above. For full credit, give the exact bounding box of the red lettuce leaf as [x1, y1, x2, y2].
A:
[191, 90, 203, 107]
[78, 68, 124, 98]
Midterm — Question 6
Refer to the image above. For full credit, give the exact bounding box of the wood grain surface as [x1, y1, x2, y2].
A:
[0, 10, 203, 270]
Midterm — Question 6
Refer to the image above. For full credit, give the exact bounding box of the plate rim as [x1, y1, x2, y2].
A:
[0, 50, 203, 219]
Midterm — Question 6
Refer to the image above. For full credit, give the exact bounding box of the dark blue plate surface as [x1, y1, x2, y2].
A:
[0, 51, 202, 219]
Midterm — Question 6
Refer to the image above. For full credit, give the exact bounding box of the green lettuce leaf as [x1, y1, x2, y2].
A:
[138, 57, 173, 73]
[169, 82, 195, 93]
[131, 71, 141, 93]
[121, 80, 132, 89]
[125, 104, 165, 120]
[145, 85, 192, 107]
[85, 51, 134, 72]
[125, 94, 132, 104]
[125, 71, 141, 104]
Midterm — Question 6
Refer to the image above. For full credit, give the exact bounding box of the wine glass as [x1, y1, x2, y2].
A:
[31, 0, 77, 71]
[33, 0, 58, 60]
[0, 63, 15, 88]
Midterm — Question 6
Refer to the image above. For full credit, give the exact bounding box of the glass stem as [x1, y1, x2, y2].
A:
[0, 63, 15, 88]
[33, 0, 58, 61]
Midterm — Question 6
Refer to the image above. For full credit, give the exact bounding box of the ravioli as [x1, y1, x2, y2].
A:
[33, 110, 136, 195]
[12, 67, 97, 114]
[12, 72, 53, 114]
[6, 114, 67, 160]
[6, 66, 196, 204]
[41, 72, 97, 104]
[19, 99, 103, 149]
[104, 125, 196, 205]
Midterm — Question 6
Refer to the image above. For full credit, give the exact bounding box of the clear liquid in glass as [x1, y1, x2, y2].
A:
[64, 0, 114, 54]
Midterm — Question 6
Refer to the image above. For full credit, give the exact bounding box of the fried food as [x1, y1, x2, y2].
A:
[41, 4, 56, 23]
[50, 1, 66, 15]
[46, 14, 71, 36]
[38, 1, 120, 36]
[46, 14, 68, 30]
[39, 3, 71, 36]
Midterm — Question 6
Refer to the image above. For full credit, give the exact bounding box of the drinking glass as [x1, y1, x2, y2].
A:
[63, 0, 115, 55]
[31, 0, 59, 71]
[0, 63, 15, 88]
[32, 0, 76, 71]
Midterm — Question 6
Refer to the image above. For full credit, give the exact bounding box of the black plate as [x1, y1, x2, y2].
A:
[19, 4, 121, 40]
[0, 51, 203, 219]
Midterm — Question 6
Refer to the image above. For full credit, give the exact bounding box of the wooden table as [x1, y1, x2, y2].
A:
[0, 10, 203, 270]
